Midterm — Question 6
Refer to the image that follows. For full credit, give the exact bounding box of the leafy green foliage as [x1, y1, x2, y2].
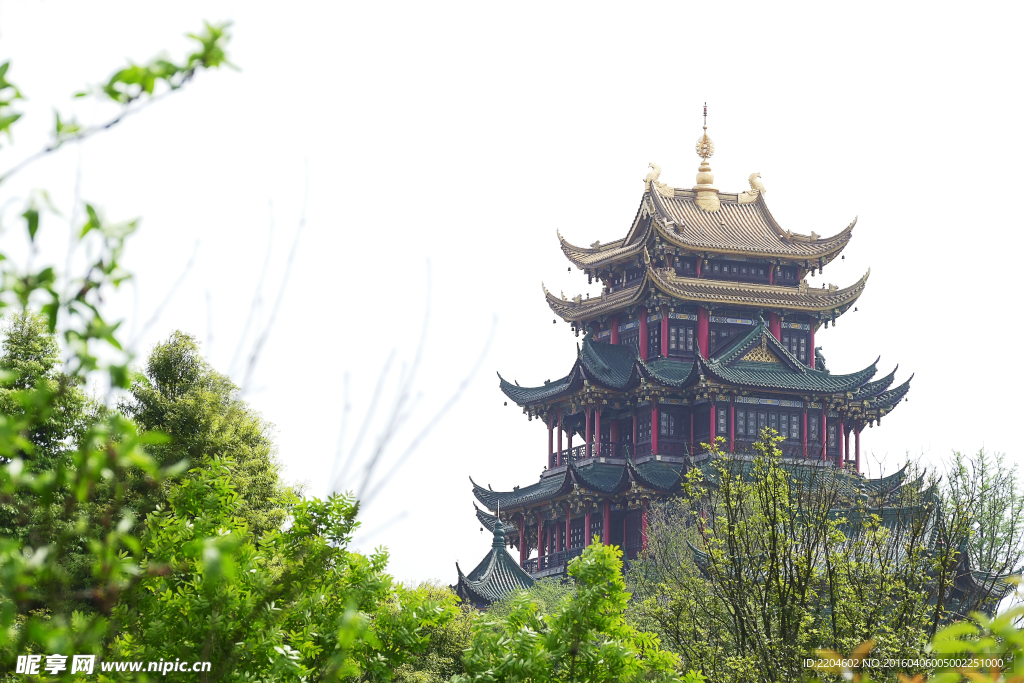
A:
[630, 431, 948, 682]
[120, 331, 294, 539]
[455, 542, 683, 683]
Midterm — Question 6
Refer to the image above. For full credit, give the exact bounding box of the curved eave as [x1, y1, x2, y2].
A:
[545, 279, 648, 323]
[867, 375, 913, 413]
[853, 365, 898, 398]
[475, 503, 516, 534]
[498, 365, 583, 406]
[639, 358, 700, 388]
[630, 460, 686, 492]
[570, 461, 631, 494]
[648, 186, 856, 262]
[648, 267, 869, 315]
[579, 337, 641, 391]
[702, 354, 878, 393]
[558, 203, 652, 269]
[470, 471, 572, 512]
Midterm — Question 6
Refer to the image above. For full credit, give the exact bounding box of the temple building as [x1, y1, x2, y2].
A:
[454, 115, 915, 603]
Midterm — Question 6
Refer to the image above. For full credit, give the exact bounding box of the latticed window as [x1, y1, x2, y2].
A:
[828, 424, 837, 451]
[809, 414, 820, 440]
[769, 413, 778, 432]
[717, 407, 727, 435]
[638, 415, 652, 442]
[758, 412, 767, 435]
[669, 324, 694, 352]
[589, 514, 603, 544]
[648, 324, 661, 358]
[620, 329, 639, 353]
[779, 413, 789, 439]
[782, 332, 809, 363]
[659, 411, 676, 436]
[791, 413, 801, 440]
[737, 410, 746, 435]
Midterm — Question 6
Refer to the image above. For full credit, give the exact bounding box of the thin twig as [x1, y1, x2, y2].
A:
[240, 165, 308, 396]
[230, 200, 275, 378]
[127, 240, 200, 349]
[361, 314, 497, 508]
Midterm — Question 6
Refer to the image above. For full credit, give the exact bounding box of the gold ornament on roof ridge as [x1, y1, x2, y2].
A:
[695, 131, 715, 160]
[695, 101, 714, 160]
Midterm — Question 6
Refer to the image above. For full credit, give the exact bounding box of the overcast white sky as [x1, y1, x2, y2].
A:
[1, 1, 1022, 584]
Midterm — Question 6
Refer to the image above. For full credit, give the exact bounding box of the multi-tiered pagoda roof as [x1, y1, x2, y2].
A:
[454, 118, 916, 603]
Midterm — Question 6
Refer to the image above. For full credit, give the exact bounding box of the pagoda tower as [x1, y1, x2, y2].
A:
[462, 114, 912, 586]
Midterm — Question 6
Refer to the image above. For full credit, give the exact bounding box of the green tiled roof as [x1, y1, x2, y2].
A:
[498, 368, 582, 405]
[499, 322, 902, 405]
[633, 459, 686, 491]
[580, 337, 639, 390]
[642, 358, 699, 387]
[472, 472, 571, 511]
[870, 375, 913, 411]
[703, 320, 879, 393]
[456, 526, 535, 606]
[475, 504, 516, 534]
[572, 461, 631, 493]
[854, 366, 898, 398]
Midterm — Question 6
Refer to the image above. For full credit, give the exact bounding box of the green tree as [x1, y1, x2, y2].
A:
[120, 331, 294, 539]
[455, 541, 683, 683]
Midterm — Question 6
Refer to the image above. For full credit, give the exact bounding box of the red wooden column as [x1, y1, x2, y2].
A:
[565, 502, 572, 552]
[547, 415, 554, 468]
[802, 407, 808, 459]
[844, 425, 851, 467]
[585, 404, 593, 459]
[651, 399, 660, 455]
[519, 516, 527, 566]
[809, 324, 816, 369]
[585, 502, 592, 547]
[855, 428, 861, 471]
[696, 258, 703, 277]
[769, 312, 781, 341]
[610, 316, 620, 345]
[697, 306, 709, 357]
[556, 409, 563, 466]
[729, 396, 735, 453]
[594, 407, 601, 458]
[537, 511, 544, 560]
[641, 502, 649, 551]
[602, 498, 611, 545]
[567, 421, 573, 458]
[555, 513, 562, 552]
[639, 308, 649, 361]
[838, 415, 845, 468]
[769, 263, 775, 284]
[820, 407, 828, 461]
[660, 306, 669, 358]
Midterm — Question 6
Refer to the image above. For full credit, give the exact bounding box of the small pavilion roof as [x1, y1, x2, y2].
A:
[455, 525, 534, 606]
[545, 266, 868, 323]
[559, 187, 855, 270]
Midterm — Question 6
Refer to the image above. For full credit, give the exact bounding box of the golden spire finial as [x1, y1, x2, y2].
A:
[695, 102, 715, 160]
[693, 102, 720, 212]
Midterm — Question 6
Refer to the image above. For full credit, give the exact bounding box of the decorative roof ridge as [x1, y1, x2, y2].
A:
[870, 373, 914, 410]
[709, 318, 807, 373]
[544, 273, 649, 322]
[474, 503, 515, 534]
